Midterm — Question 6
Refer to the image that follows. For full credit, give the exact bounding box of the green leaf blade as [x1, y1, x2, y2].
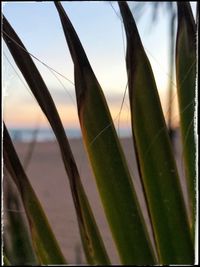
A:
[176, 2, 197, 240]
[55, 2, 156, 265]
[2, 15, 110, 265]
[3, 124, 66, 264]
[119, 2, 194, 264]
[3, 175, 38, 265]
[3, 255, 11, 266]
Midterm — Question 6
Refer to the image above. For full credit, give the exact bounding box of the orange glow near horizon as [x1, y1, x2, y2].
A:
[3, 102, 79, 129]
[3, 87, 180, 130]
[3, 1, 197, 132]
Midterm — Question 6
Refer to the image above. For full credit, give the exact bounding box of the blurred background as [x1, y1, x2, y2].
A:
[2, 2, 197, 265]
[2, 1, 197, 141]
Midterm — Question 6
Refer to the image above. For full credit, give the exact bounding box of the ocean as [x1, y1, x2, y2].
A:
[8, 127, 132, 142]
[8, 127, 82, 142]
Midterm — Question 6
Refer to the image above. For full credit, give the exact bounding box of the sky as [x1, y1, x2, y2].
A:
[2, 1, 197, 131]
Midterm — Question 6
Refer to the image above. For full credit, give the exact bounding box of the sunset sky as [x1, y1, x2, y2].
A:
[2, 1, 197, 131]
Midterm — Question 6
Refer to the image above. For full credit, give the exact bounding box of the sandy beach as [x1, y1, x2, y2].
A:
[3, 134, 190, 264]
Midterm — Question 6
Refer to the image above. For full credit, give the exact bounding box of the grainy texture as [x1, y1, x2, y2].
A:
[3, 133, 189, 264]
